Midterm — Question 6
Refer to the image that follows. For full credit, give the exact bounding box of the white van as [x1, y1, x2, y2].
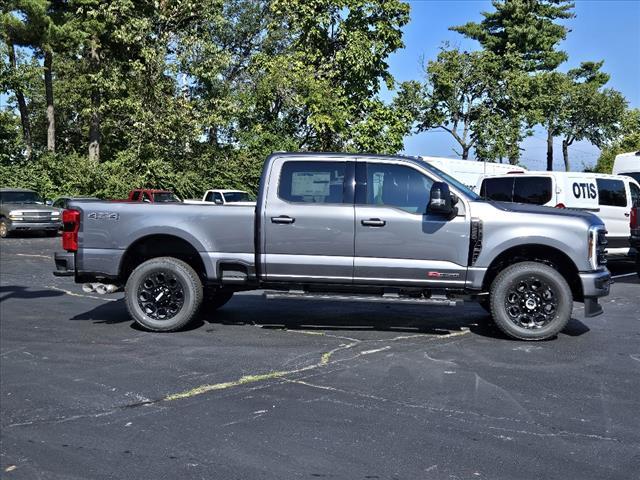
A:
[421, 156, 526, 189]
[613, 151, 640, 184]
[475, 171, 640, 257]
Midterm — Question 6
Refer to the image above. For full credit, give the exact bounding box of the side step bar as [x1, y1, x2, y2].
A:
[263, 290, 460, 307]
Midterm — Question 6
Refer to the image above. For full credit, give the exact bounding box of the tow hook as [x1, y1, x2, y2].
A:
[82, 283, 120, 295]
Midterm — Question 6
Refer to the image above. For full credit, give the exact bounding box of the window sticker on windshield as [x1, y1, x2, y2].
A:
[291, 172, 331, 196]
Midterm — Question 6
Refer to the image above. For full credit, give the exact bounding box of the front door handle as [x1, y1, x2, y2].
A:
[271, 215, 295, 224]
[361, 218, 386, 227]
[624, 212, 630, 217]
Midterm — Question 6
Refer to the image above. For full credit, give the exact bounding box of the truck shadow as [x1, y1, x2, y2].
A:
[0, 285, 64, 302]
[69, 294, 591, 339]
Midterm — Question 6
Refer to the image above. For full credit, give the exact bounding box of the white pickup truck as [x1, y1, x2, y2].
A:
[183, 189, 255, 206]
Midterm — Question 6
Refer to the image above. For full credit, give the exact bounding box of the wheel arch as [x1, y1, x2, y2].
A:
[482, 244, 584, 301]
[119, 234, 207, 284]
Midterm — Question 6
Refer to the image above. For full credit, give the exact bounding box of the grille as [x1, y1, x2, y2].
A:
[16, 211, 57, 223]
[596, 229, 608, 266]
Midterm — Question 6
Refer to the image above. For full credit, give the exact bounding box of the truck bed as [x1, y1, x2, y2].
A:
[69, 201, 255, 280]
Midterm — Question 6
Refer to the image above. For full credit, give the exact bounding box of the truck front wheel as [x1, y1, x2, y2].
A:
[125, 257, 203, 332]
[490, 262, 572, 341]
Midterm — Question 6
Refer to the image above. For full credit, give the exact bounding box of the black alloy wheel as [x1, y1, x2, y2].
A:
[504, 277, 558, 329]
[137, 270, 185, 321]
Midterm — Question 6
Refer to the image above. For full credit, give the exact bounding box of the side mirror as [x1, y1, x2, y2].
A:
[143, 198, 151, 203]
[45, 200, 53, 206]
[428, 182, 456, 218]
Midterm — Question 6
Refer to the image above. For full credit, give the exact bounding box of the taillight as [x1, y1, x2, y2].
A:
[555, 203, 566, 209]
[631, 207, 638, 230]
[62, 209, 80, 252]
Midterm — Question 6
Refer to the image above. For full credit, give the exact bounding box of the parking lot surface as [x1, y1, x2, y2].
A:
[1, 236, 639, 479]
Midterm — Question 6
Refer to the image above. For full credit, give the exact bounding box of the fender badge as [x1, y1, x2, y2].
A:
[88, 212, 119, 221]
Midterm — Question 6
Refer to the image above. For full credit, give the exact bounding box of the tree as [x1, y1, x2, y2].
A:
[451, 0, 576, 167]
[407, 48, 502, 160]
[594, 108, 640, 174]
[557, 62, 626, 171]
[451, 0, 575, 73]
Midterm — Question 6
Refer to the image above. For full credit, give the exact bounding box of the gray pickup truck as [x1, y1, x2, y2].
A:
[54, 152, 611, 340]
[1, 188, 62, 237]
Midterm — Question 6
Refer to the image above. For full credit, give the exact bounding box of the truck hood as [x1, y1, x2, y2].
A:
[1, 203, 59, 212]
[488, 201, 601, 224]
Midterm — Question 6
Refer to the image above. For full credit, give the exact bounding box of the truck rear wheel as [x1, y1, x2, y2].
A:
[125, 257, 203, 332]
[490, 262, 572, 341]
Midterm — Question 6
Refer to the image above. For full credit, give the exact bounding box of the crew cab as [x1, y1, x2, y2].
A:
[183, 189, 255, 206]
[53, 153, 611, 341]
[114, 189, 181, 203]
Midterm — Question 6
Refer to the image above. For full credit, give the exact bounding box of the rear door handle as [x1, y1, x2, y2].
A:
[624, 213, 630, 217]
[361, 218, 386, 227]
[271, 215, 295, 224]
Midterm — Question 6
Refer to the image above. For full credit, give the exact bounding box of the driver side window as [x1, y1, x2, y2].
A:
[365, 163, 434, 214]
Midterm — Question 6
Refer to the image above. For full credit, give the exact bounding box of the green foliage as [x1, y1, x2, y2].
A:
[451, 0, 575, 72]
[594, 109, 640, 173]
[1, 0, 412, 197]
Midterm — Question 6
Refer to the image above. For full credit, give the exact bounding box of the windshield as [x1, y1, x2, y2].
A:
[415, 159, 481, 200]
[223, 191, 254, 203]
[0, 191, 43, 204]
[153, 192, 181, 203]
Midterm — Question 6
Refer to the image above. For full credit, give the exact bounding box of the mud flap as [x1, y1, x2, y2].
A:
[584, 298, 603, 318]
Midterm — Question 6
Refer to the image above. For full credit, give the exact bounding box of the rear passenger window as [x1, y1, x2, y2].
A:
[131, 191, 141, 201]
[279, 161, 346, 204]
[597, 179, 627, 207]
[480, 177, 514, 202]
[513, 177, 552, 205]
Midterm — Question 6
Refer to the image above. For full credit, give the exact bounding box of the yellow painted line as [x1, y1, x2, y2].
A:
[165, 371, 288, 401]
[163, 329, 469, 402]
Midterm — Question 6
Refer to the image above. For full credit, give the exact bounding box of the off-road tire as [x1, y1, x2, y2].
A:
[202, 288, 234, 312]
[490, 262, 572, 341]
[125, 257, 203, 332]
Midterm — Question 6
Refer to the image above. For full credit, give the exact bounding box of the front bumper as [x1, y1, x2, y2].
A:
[579, 269, 611, 318]
[53, 251, 75, 277]
[8, 221, 61, 231]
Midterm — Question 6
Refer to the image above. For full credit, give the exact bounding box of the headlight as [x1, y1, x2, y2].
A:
[588, 226, 607, 270]
[8, 211, 24, 221]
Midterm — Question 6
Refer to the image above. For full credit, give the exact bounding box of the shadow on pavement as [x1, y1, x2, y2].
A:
[67, 293, 592, 340]
[70, 298, 131, 324]
[0, 285, 64, 302]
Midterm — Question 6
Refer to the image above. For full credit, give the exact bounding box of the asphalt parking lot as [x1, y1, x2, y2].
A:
[1, 236, 639, 480]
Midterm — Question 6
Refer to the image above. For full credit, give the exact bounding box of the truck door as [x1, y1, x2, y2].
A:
[354, 160, 469, 286]
[263, 158, 355, 283]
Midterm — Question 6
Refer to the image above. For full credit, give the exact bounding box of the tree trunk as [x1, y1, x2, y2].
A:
[88, 37, 100, 162]
[562, 139, 570, 172]
[7, 41, 32, 159]
[44, 50, 55, 152]
[546, 127, 553, 171]
[461, 145, 470, 160]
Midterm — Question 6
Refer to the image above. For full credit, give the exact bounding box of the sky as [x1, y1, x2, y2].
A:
[386, 0, 640, 171]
